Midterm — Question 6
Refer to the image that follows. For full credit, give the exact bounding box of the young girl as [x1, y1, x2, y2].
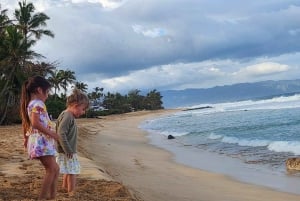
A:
[56, 89, 89, 196]
[20, 76, 59, 200]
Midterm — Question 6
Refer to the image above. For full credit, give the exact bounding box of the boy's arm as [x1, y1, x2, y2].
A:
[57, 113, 74, 154]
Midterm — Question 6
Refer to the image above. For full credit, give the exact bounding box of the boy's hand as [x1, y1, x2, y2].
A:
[66, 153, 73, 159]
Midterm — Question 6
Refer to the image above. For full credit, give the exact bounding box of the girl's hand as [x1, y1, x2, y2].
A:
[50, 131, 59, 141]
[23, 137, 28, 149]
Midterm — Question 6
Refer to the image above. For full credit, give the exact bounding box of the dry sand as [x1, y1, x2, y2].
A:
[1, 110, 300, 201]
[0, 123, 140, 201]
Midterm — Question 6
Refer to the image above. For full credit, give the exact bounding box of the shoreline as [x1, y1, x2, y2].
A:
[77, 109, 300, 201]
[146, 132, 300, 195]
[1, 110, 300, 200]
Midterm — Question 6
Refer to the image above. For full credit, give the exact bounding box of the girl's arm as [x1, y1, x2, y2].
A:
[31, 112, 59, 140]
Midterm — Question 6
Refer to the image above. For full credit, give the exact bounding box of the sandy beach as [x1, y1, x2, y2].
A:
[1, 110, 300, 200]
[0, 122, 140, 200]
[78, 110, 300, 201]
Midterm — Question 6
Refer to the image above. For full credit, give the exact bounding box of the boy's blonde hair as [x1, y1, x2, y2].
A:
[67, 89, 89, 108]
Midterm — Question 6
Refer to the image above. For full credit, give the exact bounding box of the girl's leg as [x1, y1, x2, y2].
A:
[49, 163, 59, 199]
[39, 156, 59, 200]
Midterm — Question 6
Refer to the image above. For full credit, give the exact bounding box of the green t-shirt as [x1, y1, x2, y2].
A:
[56, 110, 78, 153]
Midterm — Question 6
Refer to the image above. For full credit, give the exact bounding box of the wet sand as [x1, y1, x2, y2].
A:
[78, 110, 300, 201]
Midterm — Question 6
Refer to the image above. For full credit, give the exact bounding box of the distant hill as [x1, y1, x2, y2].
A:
[161, 79, 300, 108]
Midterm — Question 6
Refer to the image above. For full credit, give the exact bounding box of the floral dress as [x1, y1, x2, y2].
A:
[26, 99, 57, 159]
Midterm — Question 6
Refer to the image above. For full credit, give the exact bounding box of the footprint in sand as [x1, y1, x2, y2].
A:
[19, 162, 33, 170]
[133, 158, 145, 169]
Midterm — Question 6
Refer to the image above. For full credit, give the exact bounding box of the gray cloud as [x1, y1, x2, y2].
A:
[3, 0, 300, 92]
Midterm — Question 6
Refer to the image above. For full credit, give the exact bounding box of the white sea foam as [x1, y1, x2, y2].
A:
[268, 141, 300, 155]
[208, 133, 223, 140]
[188, 94, 300, 113]
[141, 127, 189, 137]
[159, 130, 189, 137]
[222, 136, 270, 147]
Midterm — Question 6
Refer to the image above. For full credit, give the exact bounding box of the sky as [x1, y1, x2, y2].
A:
[2, 0, 300, 94]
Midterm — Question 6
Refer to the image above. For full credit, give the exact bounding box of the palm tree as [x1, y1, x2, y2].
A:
[47, 69, 62, 98]
[47, 68, 76, 98]
[59, 69, 76, 96]
[0, 25, 34, 96]
[144, 89, 163, 110]
[127, 89, 143, 110]
[22, 61, 56, 78]
[0, 1, 55, 125]
[88, 87, 103, 106]
[0, 5, 10, 74]
[0, 5, 12, 61]
[14, 0, 54, 67]
[0, 25, 34, 124]
[73, 81, 88, 93]
[14, 0, 54, 43]
[103, 92, 115, 110]
[0, 5, 11, 33]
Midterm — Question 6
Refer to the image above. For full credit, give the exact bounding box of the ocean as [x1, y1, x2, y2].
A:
[140, 94, 300, 194]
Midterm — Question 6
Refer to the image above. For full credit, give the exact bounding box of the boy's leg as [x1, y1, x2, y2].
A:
[67, 174, 76, 194]
[62, 174, 68, 190]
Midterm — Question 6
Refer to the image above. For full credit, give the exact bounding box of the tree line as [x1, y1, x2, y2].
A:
[0, 1, 163, 125]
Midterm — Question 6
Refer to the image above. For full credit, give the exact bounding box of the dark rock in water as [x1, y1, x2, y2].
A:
[168, 135, 175, 139]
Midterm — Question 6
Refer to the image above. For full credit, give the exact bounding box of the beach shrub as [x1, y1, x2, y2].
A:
[7, 105, 22, 124]
[46, 96, 66, 119]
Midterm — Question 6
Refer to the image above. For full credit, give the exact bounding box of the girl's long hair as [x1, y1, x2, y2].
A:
[20, 80, 31, 136]
[20, 76, 51, 136]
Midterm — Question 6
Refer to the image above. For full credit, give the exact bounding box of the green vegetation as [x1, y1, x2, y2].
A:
[0, 1, 163, 125]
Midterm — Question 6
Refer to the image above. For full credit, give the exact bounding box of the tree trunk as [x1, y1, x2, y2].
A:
[0, 97, 9, 125]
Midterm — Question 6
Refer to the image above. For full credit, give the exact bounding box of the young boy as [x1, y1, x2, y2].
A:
[56, 89, 89, 196]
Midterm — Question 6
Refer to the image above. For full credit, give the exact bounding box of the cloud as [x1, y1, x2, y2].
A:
[86, 55, 298, 93]
[69, 0, 125, 9]
[2, 0, 300, 93]
[234, 62, 289, 77]
[132, 24, 168, 38]
[97, 61, 227, 92]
